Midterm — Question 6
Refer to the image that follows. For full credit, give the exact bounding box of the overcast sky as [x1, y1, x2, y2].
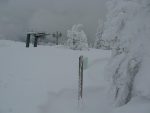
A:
[0, 0, 107, 42]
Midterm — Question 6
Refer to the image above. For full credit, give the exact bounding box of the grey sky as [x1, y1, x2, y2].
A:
[0, 0, 107, 42]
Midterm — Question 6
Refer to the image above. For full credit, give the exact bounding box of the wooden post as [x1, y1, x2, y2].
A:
[78, 56, 83, 101]
[26, 34, 30, 48]
[34, 36, 38, 47]
[56, 32, 59, 45]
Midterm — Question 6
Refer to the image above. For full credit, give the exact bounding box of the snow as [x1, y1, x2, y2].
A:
[0, 0, 150, 112]
[97, 0, 150, 107]
[0, 40, 111, 113]
[111, 96, 150, 113]
[1, 0, 150, 112]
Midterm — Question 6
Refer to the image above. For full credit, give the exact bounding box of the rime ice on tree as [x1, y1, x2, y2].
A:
[67, 24, 88, 50]
[100, 0, 150, 107]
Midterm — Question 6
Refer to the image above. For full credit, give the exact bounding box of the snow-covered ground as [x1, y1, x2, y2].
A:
[1, 40, 150, 113]
[0, 40, 111, 113]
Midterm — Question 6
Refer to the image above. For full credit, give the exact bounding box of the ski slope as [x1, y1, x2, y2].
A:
[0, 40, 111, 113]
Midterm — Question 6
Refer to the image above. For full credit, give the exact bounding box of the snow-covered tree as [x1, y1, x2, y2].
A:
[102, 0, 150, 106]
[67, 24, 88, 50]
[94, 20, 106, 49]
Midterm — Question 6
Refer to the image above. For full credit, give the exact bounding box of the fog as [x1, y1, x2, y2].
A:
[0, 0, 107, 43]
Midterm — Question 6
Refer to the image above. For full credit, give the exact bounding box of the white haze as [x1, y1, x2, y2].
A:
[0, 0, 107, 43]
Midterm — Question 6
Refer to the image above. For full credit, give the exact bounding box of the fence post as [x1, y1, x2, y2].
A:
[56, 32, 59, 45]
[34, 36, 38, 47]
[78, 56, 83, 102]
[26, 34, 30, 48]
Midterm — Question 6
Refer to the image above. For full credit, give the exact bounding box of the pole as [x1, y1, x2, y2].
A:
[56, 32, 58, 45]
[26, 34, 30, 48]
[34, 36, 38, 47]
[78, 56, 83, 101]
